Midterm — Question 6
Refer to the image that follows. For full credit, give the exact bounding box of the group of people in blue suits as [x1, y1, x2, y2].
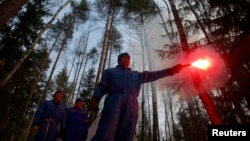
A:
[32, 91, 88, 141]
[31, 52, 183, 141]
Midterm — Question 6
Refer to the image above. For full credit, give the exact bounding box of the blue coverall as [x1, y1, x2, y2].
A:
[65, 107, 89, 141]
[92, 65, 172, 141]
[33, 100, 67, 141]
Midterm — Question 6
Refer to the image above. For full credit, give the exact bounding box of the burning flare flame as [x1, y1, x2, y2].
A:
[191, 59, 210, 70]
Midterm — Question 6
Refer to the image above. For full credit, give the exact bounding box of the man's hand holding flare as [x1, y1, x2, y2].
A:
[167, 64, 190, 75]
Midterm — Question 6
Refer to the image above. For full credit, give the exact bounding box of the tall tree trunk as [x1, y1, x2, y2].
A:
[146, 86, 152, 140]
[186, 96, 204, 140]
[20, 31, 61, 124]
[0, 31, 60, 141]
[76, 27, 92, 96]
[168, 1, 223, 139]
[142, 24, 160, 141]
[186, 0, 211, 43]
[163, 0, 175, 39]
[69, 60, 81, 104]
[153, 1, 172, 41]
[191, 72, 223, 125]
[41, 15, 76, 103]
[0, 0, 28, 30]
[168, 2, 200, 138]
[15, 45, 56, 141]
[0, 0, 72, 90]
[94, 2, 112, 89]
[102, 7, 116, 71]
[65, 35, 80, 105]
[168, 91, 176, 141]
[69, 34, 88, 105]
[138, 25, 146, 141]
[161, 90, 170, 141]
[168, 0, 189, 52]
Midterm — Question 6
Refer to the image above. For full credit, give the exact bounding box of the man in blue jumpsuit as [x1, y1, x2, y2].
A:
[32, 90, 67, 141]
[65, 98, 89, 141]
[88, 53, 183, 141]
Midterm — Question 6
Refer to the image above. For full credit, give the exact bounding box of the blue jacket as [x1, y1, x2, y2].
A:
[92, 66, 171, 141]
[65, 107, 89, 141]
[33, 100, 67, 141]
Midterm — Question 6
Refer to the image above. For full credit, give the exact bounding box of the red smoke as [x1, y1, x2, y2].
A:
[178, 47, 230, 96]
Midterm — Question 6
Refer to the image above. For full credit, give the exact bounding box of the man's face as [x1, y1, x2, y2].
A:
[119, 56, 130, 68]
[54, 93, 63, 102]
[75, 101, 83, 109]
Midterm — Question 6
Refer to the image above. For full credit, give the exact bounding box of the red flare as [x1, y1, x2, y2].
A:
[191, 59, 210, 70]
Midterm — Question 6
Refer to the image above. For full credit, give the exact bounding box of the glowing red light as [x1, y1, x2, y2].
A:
[191, 59, 210, 70]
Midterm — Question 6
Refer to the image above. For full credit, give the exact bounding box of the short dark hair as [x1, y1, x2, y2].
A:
[117, 52, 130, 64]
[53, 90, 63, 98]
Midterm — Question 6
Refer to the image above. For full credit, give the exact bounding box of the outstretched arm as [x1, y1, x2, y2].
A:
[142, 64, 183, 83]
